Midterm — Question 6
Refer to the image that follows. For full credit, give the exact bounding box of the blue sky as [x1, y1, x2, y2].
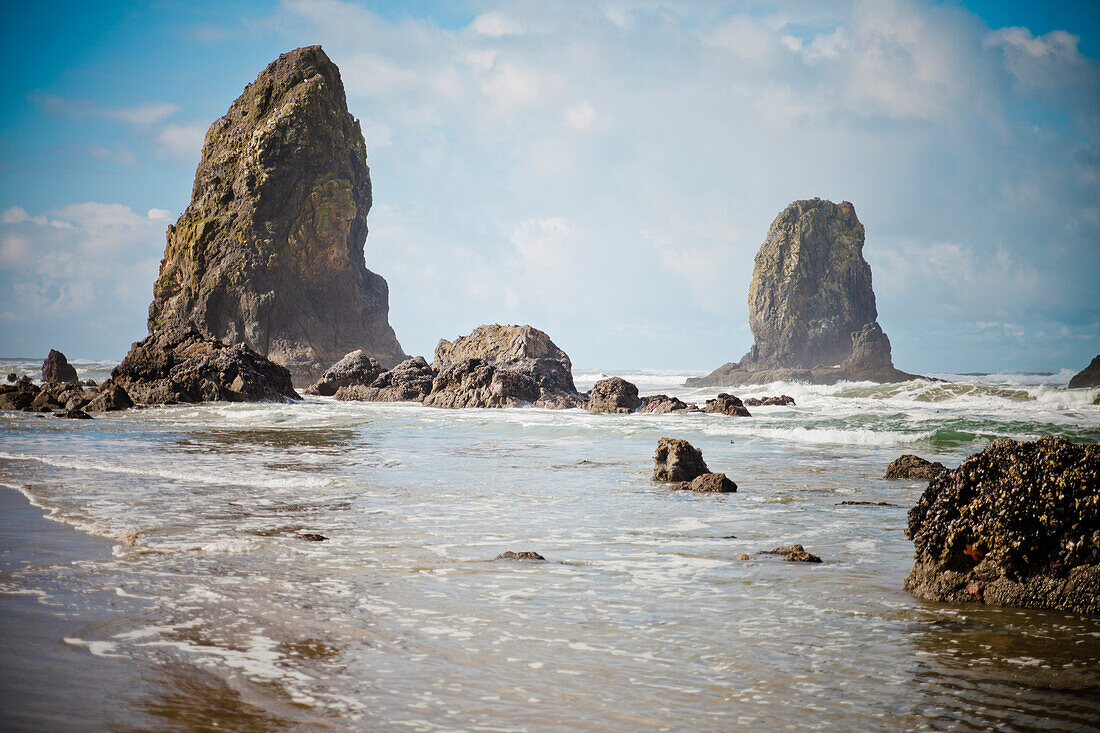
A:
[1, 0, 1097, 373]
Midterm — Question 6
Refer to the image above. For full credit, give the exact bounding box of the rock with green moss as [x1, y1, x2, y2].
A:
[905, 436, 1100, 615]
[688, 199, 916, 387]
[147, 45, 406, 384]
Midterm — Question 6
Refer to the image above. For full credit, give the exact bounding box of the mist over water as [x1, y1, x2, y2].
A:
[2, 364, 1099, 730]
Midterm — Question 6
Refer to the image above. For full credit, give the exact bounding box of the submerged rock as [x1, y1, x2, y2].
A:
[638, 395, 699, 413]
[704, 393, 752, 417]
[427, 325, 585, 409]
[494, 551, 546, 561]
[674, 473, 737, 493]
[6, 373, 15, 382]
[1069, 354, 1100, 389]
[146, 46, 406, 383]
[587, 377, 641, 413]
[743, 395, 795, 406]
[335, 356, 435, 402]
[57, 408, 92, 420]
[653, 437, 710, 482]
[885, 454, 949, 480]
[905, 436, 1100, 615]
[42, 349, 79, 384]
[762, 544, 823, 563]
[304, 350, 383, 396]
[112, 326, 300, 405]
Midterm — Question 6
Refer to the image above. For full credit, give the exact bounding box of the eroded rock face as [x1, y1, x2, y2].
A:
[743, 199, 876, 370]
[743, 395, 795, 406]
[42, 349, 79, 384]
[112, 326, 300, 405]
[638, 395, 699, 414]
[704, 394, 752, 417]
[334, 356, 435, 403]
[587, 377, 641, 413]
[905, 436, 1100, 615]
[1069, 355, 1100, 389]
[886, 454, 948, 480]
[653, 438, 709, 482]
[430, 325, 585, 409]
[688, 199, 916, 388]
[305, 349, 382, 396]
[147, 46, 406, 384]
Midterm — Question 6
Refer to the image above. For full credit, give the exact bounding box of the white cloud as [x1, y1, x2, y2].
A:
[87, 143, 137, 167]
[147, 208, 173, 222]
[157, 123, 207, 159]
[32, 93, 180, 125]
[480, 61, 541, 111]
[564, 101, 597, 130]
[471, 11, 522, 37]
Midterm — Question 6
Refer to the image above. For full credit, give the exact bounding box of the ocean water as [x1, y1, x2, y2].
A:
[1, 363, 1099, 731]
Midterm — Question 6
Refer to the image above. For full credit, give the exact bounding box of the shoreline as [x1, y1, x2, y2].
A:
[0, 485, 141, 730]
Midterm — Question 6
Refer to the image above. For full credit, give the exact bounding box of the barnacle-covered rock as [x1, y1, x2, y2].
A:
[905, 436, 1099, 615]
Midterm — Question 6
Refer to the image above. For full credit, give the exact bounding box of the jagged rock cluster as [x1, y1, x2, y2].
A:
[688, 199, 916, 387]
[112, 326, 300, 405]
[147, 45, 406, 384]
[905, 436, 1099, 614]
[652, 437, 737, 492]
[322, 324, 587, 410]
[704, 394, 751, 417]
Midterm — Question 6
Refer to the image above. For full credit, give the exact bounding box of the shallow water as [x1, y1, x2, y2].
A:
[1, 366, 1099, 730]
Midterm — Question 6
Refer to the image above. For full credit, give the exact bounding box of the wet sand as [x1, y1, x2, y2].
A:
[0, 486, 140, 730]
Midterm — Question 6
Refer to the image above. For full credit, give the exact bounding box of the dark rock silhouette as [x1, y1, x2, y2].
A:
[905, 436, 1099, 615]
[146, 46, 406, 384]
[638, 395, 699, 413]
[743, 395, 795, 406]
[762, 545, 822, 563]
[335, 356, 435, 402]
[1069, 354, 1100, 389]
[674, 473, 737, 493]
[42, 349, 79, 384]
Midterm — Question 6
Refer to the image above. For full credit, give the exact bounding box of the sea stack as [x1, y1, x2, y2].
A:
[688, 199, 914, 387]
[147, 46, 407, 384]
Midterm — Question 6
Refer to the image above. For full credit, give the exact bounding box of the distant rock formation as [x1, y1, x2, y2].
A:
[587, 377, 641, 413]
[146, 46, 406, 384]
[112, 326, 299, 405]
[638, 395, 699, 414]
[688, 199, 916, 387]
[427, 325, 585, 409]
[42, 349, 79, 384]
[1068, 354, 1100, 389]
[905, 436, 1099, 615]
[743, 395, 795, 407]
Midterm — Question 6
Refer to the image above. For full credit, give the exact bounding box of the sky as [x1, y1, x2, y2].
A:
[0, 0, 1097, 373]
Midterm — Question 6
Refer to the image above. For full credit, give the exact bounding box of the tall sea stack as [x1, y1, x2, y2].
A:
[688, 198, 914, 387]
[147, 46, 407, 383]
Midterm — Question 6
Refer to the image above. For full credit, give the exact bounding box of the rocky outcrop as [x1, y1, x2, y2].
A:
[674, 473, 737, 493]
[762, 544, 822, 563]
[1069, 355, 1100, 389]
[587, 377, 641, 413]
[428, 325, 585, 409]
[704, 394, 751, 417]
[638, 395, 699, 413]
[42, 349, 79, 384]
[334, 356, 435, 402]
[494, 551, 546, 561]
[0, 378, 132, 414]
[112, 326, 299, 405]
[743, 395, 795, 406]
[653, 437, 710, 482]
[687, 199, 916, 387]
[886, 454, 948, 480]
[146, 46, 406, 384]
[743, 199, 876, 370]
[905, 436, 1099, 615]
[305, 350, 382, 396]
